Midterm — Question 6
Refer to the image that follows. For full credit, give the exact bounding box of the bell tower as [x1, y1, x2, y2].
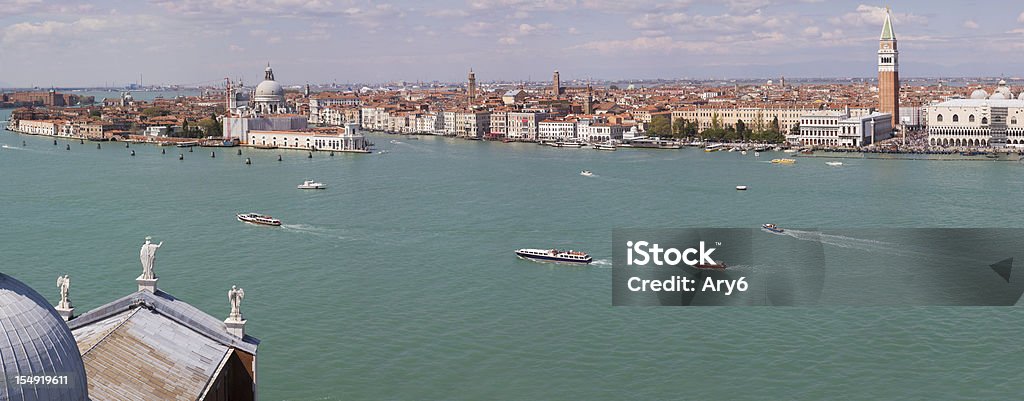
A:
[878, 7, 900, 127]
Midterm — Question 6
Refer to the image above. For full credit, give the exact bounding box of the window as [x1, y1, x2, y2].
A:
[952, 115, 959, 122]
[969, 115, 975, 123]
[937, 114, 943, 122]
[982, 117, 988, 125]
[1013, 117, 1018, 125]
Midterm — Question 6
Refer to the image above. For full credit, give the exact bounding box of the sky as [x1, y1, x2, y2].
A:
[1, 0, 1024, 87]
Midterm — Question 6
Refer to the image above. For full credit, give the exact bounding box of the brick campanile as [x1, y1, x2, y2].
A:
[878, 7, 900, 127]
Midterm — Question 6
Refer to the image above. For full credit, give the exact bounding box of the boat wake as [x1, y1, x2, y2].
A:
[281, 224, 348, 240]
[1, 144, 23, 150]
[779, 229, 907, 255]
[590, 258, 612, 268]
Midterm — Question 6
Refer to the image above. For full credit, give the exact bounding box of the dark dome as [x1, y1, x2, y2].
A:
[0, 273, 88, 401]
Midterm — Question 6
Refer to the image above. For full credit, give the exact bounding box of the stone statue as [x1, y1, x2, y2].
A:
[56, 275, 72, 309]
[139, 236, 163, 280]
[228, 285, 245, 321]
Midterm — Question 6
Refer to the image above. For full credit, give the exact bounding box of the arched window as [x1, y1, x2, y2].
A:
[937, 114, 944, 122]
[969, 115, 975, 123]
[1012, 117, 1018, 125]
[953, 114, 959, 122]
[982, 117, 988, 125]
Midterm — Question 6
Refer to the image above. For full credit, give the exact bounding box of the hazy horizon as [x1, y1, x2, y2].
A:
[2, 1, 1024, 87]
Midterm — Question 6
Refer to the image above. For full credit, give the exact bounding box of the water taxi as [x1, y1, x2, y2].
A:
[762, 223, 784, 233]
[704, 144, 724, 152]
[297, 180, 327, 189]
[580, 170, 594, 177]
[237, 213, 282, 226]
[771, 158, 796, 164]
[696, 261, 728, 270]
[515, 248, 593, 264]
[825, 161, 844, 166]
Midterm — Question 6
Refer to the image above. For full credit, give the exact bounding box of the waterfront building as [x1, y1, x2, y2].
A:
[248, 123, 369, 152]
[489, 111, 508, 137]
[926, 92, 1024, 148]
[878, 7, 900, 127]
[506, 111, 549, 141]
[538, 118, 577, 142]
[456, 110, 490, 139]
[588, 123, 626, 143]
[792, 111, 893, 147]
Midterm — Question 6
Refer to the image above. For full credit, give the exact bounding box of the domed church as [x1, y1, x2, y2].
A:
[0, 273, 89, 401]
[0, 240, 260, 401]
[253, 64, 289, 115]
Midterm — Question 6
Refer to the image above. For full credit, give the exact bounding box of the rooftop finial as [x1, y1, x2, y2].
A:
[138, 237, 162, 292]
[225, 285, 247, 338]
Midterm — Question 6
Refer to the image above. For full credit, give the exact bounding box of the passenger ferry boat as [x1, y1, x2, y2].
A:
[297, 180, 327, 189]
[237, 212, 282, 226]
[762, 223, 784, 233]
[515, 248, 593, 264]
[593, 143, 617, 151]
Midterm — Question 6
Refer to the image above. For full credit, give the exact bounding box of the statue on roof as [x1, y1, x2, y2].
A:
[228, 285, 245, 321]
[56, 274, 72, 309]
[139, 236, 163, 280]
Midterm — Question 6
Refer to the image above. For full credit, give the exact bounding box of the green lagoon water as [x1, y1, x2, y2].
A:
[2, 106, 1024, 400]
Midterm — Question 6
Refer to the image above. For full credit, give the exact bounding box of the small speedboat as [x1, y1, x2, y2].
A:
[297, 180, 326, 189]
[762, 223, 784, 233]
[736, 185, 748, 190]
[515, 248, 593, 264]
[771, 158, 796, 164]
[580, 170, 594, 177]
[697, 261, 727, 270]
[825, 161, 844, 166]
[237, 212, 282, 226]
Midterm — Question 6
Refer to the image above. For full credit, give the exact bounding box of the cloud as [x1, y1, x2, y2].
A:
[153, 0, 337, 17]
[963, 20, 978, 29]
[229, 44, 245, 52]
[1019, 12, 1024, 23]
[575, 36, 715, 55]
[425, 9, 469, 18]
[829, 5, 927, 28]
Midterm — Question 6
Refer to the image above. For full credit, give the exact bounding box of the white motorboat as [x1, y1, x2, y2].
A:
[580, 170, 594, 177]
[297, 180, 327, 189]
[825, 161, 844, 166]
[736, 185, 748, 190]
[237, 212, 282, 226]
[593, 143, 617, 151]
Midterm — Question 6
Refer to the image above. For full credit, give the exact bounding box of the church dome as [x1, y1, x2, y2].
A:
[254, 65, 284, 102]
[989, 92, 1007, 100]
[970, 89, 989, 99]
[0, 273, 88, 401]
[1018, 92, 1024, 100]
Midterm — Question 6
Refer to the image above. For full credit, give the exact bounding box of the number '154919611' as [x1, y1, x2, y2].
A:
[13, 375, 68, 385]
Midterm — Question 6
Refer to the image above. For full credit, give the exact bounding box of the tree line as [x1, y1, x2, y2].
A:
[646, 113, 792, 143]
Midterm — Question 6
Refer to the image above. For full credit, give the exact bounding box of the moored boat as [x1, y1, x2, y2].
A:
[515, 248, 593, 264]
[237, 212, 282, 226]
[762, 223, 784, 233]
[593, 143, 617, 151]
